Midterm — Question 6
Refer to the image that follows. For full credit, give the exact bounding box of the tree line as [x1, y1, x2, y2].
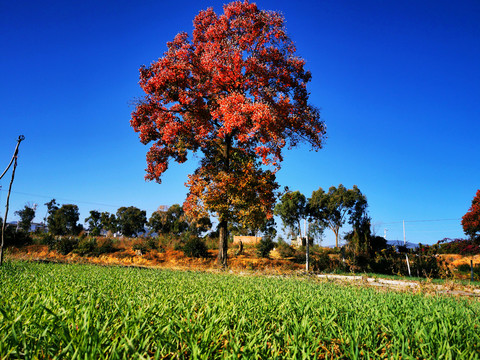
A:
[9, 200, 212, 239]
[3, 187, 479, 278]
[9, 186, 480, 248]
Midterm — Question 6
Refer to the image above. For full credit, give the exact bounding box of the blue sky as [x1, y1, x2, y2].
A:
[1, 0, 479, 246]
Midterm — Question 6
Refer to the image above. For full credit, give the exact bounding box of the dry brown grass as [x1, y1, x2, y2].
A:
[439, 253, 480, 267]
[7, 244, 304, 274]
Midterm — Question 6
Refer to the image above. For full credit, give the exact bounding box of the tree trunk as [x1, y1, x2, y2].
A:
[217, 136, 231, 268]
[334, 228, 339, 248]
[218, 219, 228, 267]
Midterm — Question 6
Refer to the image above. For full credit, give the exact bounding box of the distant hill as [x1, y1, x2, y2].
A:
[324, 240, 419, 249]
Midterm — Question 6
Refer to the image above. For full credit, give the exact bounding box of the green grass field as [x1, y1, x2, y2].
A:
[0, 261, 479, 359]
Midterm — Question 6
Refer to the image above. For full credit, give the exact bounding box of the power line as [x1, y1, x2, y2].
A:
[2, 190, 465, 226]
[1, 190, 164, 214]
[8, 191, 123, 209]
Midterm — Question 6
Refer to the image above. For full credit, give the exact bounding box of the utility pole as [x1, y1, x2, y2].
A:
[305, 219, 309, 272]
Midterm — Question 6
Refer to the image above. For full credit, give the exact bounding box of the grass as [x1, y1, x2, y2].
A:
[0, 261, 479, 359]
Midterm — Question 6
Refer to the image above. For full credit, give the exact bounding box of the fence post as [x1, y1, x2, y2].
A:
[406, 254, 411, 277]
[471, 260, 474, 282]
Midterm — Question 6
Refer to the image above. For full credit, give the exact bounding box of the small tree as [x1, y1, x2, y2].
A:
[183, 237, 209, 258]
[256, 236, 275, 258]
[308, 185, 367, 248]
[45, 199, 60, 234]
[116, 206, 147, 237]
[462, 189, 480, 242]
[100, 212, 118, 234]
[344, 216, 386, 258]
[45, 199, 82, 235]
[148, 204, 189, 236]
[85, 210, 102, 236]
[149, 204, 211, 236]
[274, 190, 306, 238]
[14, 204, 36, 232]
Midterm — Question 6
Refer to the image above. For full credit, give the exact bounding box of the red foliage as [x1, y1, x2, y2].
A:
[461, 189, 480, 240]
[130, 1, 326, 264]
[436, 238, 480, 255]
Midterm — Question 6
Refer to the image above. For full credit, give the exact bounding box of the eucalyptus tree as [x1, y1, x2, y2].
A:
[308, 184, 367, 248]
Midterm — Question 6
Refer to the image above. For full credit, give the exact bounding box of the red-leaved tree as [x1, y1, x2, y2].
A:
[462, 189, 480, 242]
[131, 0, 326, 266]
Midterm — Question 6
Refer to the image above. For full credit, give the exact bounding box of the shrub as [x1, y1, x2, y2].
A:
[93, 238, 115, 256]
[133, 241, 149, 254]
[156, 233, 176, 248]
[38, 233, 56, 248]
[183, 237, 209, 258]
[311, 251, 331, 272]
[292, 246, 309, 263]
[146, 237, 158, 250]
[132, 237, 161, 253]
[371, 247, 408, 276]
[256, 237, 275, 258]
[457, 263, 471, 273]
[276, 240, 295, 258]
[204, 236, 218, 250]
[55, 237, 79, 255]
[74, 237, 97, 256]
[1, 227, 31, 248]
[174, 241, 185, 251]
[457, 263, 480, 279]
[410, 255, 441, 278]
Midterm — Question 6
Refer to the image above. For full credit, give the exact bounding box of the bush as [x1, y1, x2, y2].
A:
[55, 237, 79, 255]
[276, 240, 295, 258]
[183, 237, 209, 258]
[174, 241, 185, 251]
[457, 263, 480, 280]
[311, 251, 333, 272]
[1, 227, 31, 248]
[370, 247, 408, 276]
[146, 237, 159, 250]
[410, 255, 441, 278]
[256, 237, 275, 258]
[204, 236, 218, 250]
[38, 233, 56, 248]
[93, 238, 115, 256]
[133, 241, 149, 254]
[74, 237, 97, 256]
[132, 237, 161, 253]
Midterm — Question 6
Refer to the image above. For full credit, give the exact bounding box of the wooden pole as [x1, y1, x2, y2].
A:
[471, 260, 474, 282]
[305, 219, 309, 272]
[403, 220, 411, 276]
[0, 135, 25, 265]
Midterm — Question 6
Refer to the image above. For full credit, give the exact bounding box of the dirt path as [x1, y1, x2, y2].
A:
[317, 274, 480, 297]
